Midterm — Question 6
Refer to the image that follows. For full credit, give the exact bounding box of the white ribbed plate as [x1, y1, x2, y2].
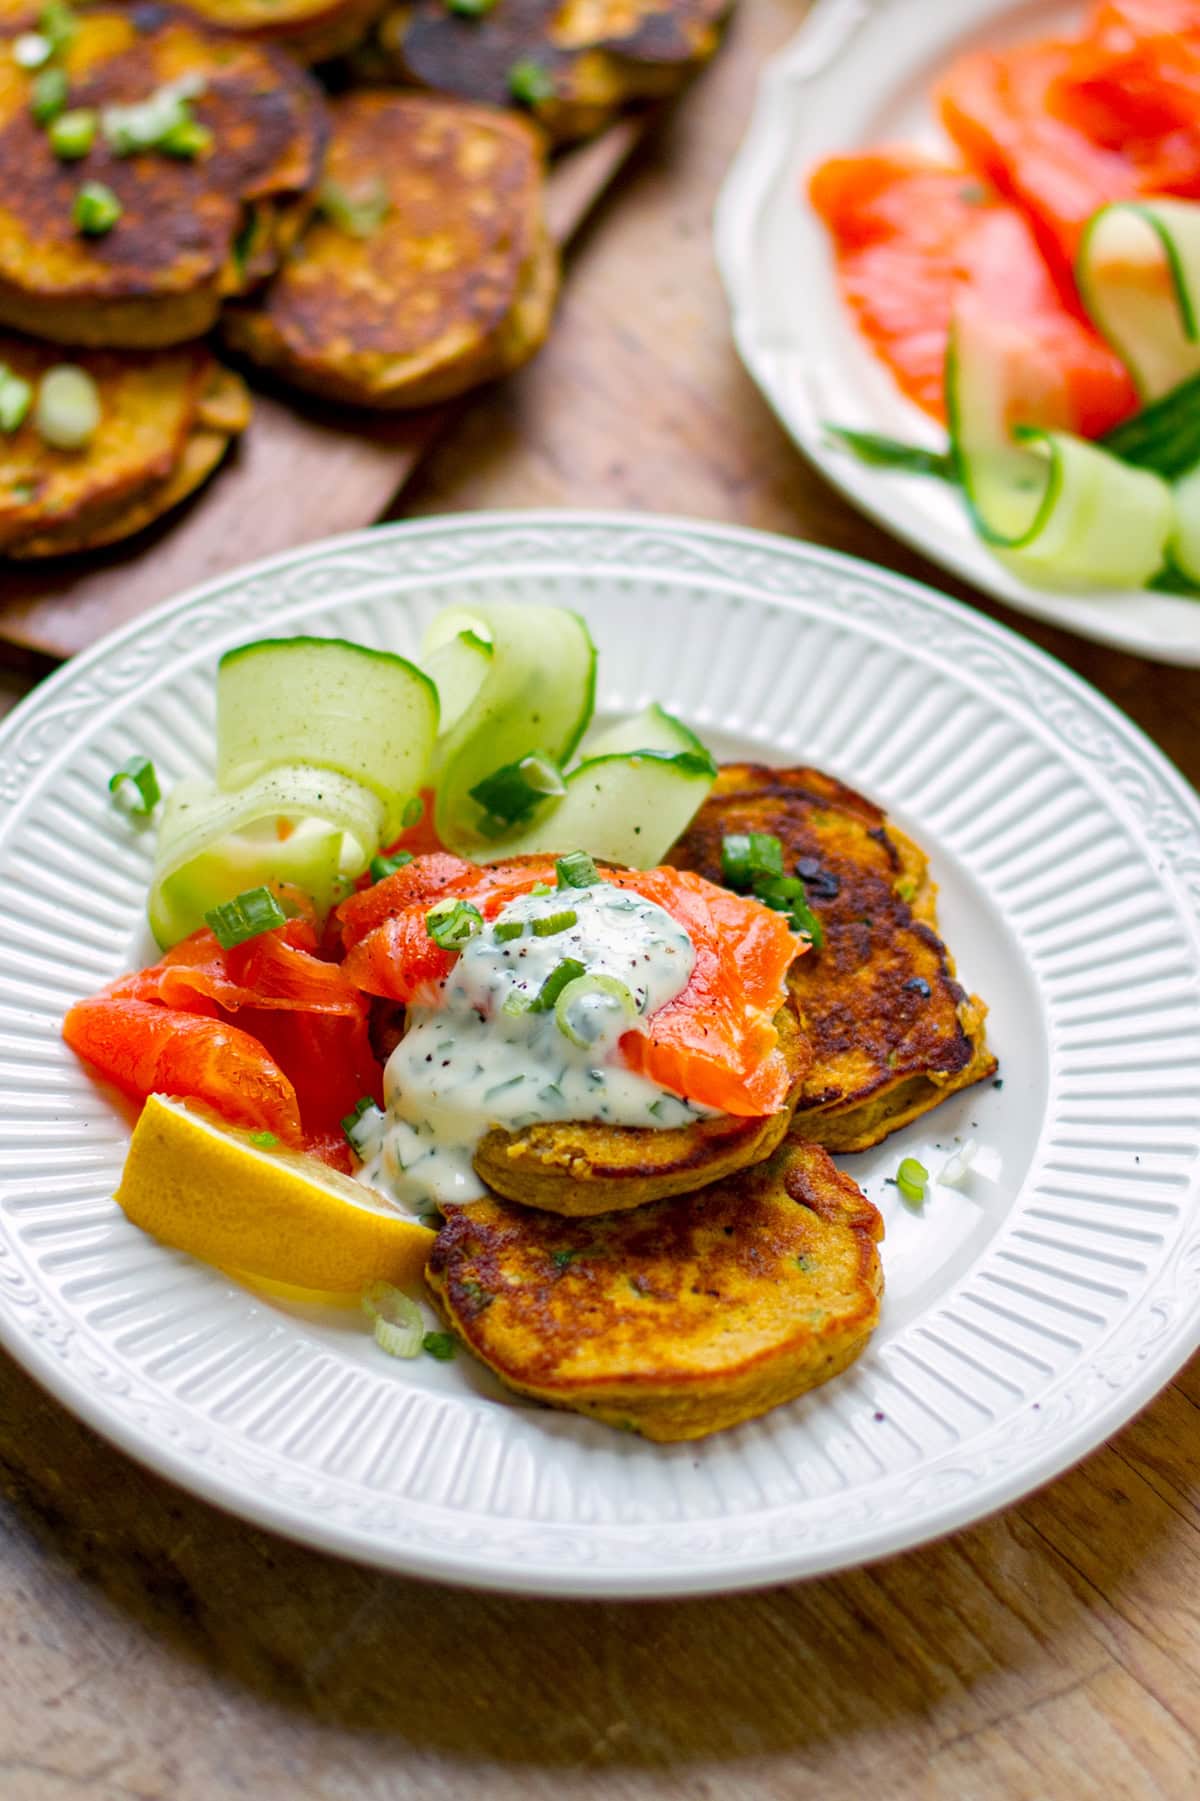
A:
[714, 0, 1200, 667]
[2, 512, 1199, 1598]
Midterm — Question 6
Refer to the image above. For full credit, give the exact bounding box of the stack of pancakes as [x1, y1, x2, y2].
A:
[0, 0, 732, 557]
[425, 764, 997, 1441]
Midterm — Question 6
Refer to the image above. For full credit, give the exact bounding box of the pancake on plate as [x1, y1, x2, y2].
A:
[474, 999, 810, 1216]
[426, 1137, 884, 1442]
[0, 7, 326, 347]
[371, 0, 732, 144]
[669, 764, 996, 1152]
[223, 91, 556, 408]
[0, 336, 249, 556]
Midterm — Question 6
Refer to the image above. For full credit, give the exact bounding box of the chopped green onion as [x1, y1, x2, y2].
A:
[39, 1, 77, 54]
[369, 849, 413, 882]
[249, 1130, 278, 1149]
[73, 181, 121, 237]
[493, 917, 524, 944]
[648, 1099, 666, 1120]
[48, 106, 95, 158]
[342, 1095, 382, 1151]
[896, 1157, 928, 1205]
[791, 896, 824, 950]
[532, 908, 577, 938]
[509, 56, 555, 104]
[159, 116, 212, 159]
[0, 366, 32, 434]
[530, 881, 553, 897]
[448, 0, 496, 13]
[721, 831, 784, 889]
[30, 65, 67, 124]
[401, 795, 425, 828]
[824, 425, 956, 481]
[469, 752, 565, 827]
[551, 1247, 579, 1269]
[426, 896, 484, 949]
[483, 1074, 524, 1103]
[529, 955, 586, 1013]
[35, 363, 101, 448]
[317, 177, 390, 238]
[107, 753, 159, 815]
[754, 874, 804, 909]
[937, 1139, 978, 1188]
[554, 973, 637, 1048]
[362, 1282, 423, 1359]
[423, 1330, 457, 1360]
[204, 885, 287, 950]
[13, 32, 52, 69]
[555, 849, 598, 889]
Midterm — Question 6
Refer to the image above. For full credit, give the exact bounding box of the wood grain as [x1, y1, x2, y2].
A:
[2, 2, 1200, 1797]
[0, 118, 643, 661]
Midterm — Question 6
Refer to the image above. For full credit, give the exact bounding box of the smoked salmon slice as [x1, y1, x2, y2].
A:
[808, 149, 1136, 434]
[338, 855, 801, 1117]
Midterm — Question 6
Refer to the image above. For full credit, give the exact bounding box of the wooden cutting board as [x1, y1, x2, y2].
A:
[0, 118, 642, 662]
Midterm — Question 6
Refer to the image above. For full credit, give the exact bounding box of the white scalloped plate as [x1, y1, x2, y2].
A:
[2, 512, 1199, 1598]
[714, 0, 1200, 667]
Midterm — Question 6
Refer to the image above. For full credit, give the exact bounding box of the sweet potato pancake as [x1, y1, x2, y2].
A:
[0, 8, 326, 347]
[0, 337, 249, 557]
[373, 0, 732, 144]
[426, 1137, 883, 1441]
[169, 0, 388, 64]
[473, 1001, 810, 1217]
[669, 765, 996, 1152]
[223, 92, 556, 408]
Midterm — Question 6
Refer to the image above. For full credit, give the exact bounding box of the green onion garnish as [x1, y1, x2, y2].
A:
[48, 106, 95, 159]
[554, 973, 637, 1048]
[532, 908, 577, 938]
[317, 177, 390, 238]
[508, 56, 554, 104]
[249, 1131, 278, 1149]
[469, 752, 565, 827]
[824, 425, 956, 482]
[342, 1095, 381, 1151]
[73, 180, 121, 236]
[754, 874, 804, 908]
[204, 886, 286, 950]
[39, 1, 77, 54]
[30, 64, 67, 124]
[448, 0, 496, 13]
[401, 794, 424, 828]
[423, 1330, 457, 1360]
[721, 831, 784, 889]
[896, 1157, 928, 1205]
[369, 849, 413, 882]
[159, 116, 212, 159]
[528, 955, 586, 1013]
[35, 362, 101, 448]
[425, 896, 484, 949]
[555, 849, 598, 889]
[493, 917, 524, 943]
[791, 897, 824, 949]
[362, 1282, 423, 1359]
[107, 753, 159, 815]
[101, 78, 207, 156]
[13, 32, 52, 69]
[0, 366, 33, 435]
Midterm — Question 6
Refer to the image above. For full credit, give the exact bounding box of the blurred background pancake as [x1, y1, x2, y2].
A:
[223, 92, 557, 408]
[164, 0, 389, 64]
[371, 0, 732, 143]
[669, 764, 996, 1153]
[0, 8, 326, 347]
[0, 336, 248, 556]
[426, 1137, 884, 1442]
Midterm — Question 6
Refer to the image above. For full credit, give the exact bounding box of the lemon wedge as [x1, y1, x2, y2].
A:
[115, 1094, 434, 1296]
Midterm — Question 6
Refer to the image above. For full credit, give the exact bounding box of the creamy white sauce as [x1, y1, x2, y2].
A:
[357, 881, 712, 1212]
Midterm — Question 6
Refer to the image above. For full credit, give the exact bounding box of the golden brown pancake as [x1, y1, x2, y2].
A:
[169, 0, 388, 64]
[372, 0, 732, 144]
[223, 91, 556, 409]
[426, 1137, 884, 1441]
[0, 336, 249, 557]
[0, 8, 326, 347]
[669, 764, 996, 1153]
[473, 1000, 810, 1216]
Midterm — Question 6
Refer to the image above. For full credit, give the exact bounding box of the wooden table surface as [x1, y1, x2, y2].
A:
[3, 4, 1200, 1797]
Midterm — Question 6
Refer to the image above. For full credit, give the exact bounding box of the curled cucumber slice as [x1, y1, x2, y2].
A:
[148, 764, 384, 947]
[1078, 200, 1200, 402]
[425, 604, 596, 852]
[948, 310, 1173, 591]
[480, 749, 716, 869]
[577, 701, 707, 763]
[216, 636, 438, 839]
